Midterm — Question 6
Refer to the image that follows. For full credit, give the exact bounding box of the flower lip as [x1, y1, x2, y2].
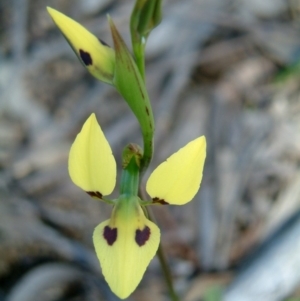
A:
[93, 196, 160, 299]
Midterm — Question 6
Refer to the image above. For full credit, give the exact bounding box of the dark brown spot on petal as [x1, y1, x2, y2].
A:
[86, 191, 103, 199]
[103, 226, 117, 246]
[79, 49, 93, 66]
[152, 197, 169, 205]
[135, 226, 150, 246]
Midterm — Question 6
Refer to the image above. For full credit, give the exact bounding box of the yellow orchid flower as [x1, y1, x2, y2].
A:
[68, 113, 206, 299]
[47, 7, 115, 84]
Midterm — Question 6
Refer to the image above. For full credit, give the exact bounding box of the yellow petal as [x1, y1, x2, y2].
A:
[47, 7, 115, 84]
[93, 198, 160, 299]
[68, 113, 116, 196]
[146, 136, 206, 205]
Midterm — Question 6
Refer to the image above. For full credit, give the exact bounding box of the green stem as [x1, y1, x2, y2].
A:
[140, 132, 153, 175]
[156, 244, 180, 301]
[132, 39, 150, 174]
[133, 42, 146, 81]
[145, 207, 181, 301]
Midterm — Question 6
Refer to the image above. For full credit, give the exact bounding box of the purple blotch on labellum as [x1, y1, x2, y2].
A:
[103, 226, 117, 246]
[135, 226, 151, 246]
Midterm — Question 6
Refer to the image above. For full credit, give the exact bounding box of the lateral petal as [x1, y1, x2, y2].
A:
[93, 199, 160, 299]
[68, 113, 116, 196]
[146, 136, 206, 205]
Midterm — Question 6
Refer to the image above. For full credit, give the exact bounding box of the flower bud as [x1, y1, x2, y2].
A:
[47, 7, 115, 84]
[130, 0, 163, 41]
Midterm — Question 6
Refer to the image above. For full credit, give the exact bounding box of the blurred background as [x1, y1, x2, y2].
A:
[2, 0, 300, 300]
